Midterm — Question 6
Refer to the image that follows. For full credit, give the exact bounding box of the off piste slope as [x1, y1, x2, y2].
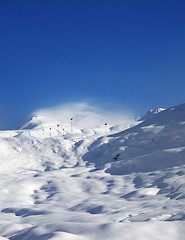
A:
[1, 104, 185, 240]
[84, 103, 185, 174]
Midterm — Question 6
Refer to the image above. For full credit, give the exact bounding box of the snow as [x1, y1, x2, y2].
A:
[140, 107, 165, 121]
[1, 102, 185, 239]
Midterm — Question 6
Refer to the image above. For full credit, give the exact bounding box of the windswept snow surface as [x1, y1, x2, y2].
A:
[1, 103, 185, 239]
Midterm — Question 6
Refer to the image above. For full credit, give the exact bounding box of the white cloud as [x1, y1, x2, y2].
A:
[34, 102, 135, 128]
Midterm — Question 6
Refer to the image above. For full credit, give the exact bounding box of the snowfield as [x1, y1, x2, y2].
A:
[1, 103, 185, 239]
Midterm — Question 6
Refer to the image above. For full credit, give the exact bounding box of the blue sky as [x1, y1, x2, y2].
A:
[0, 0, 185, 129]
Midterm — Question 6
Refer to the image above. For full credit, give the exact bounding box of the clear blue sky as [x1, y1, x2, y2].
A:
[0, 0, 185, 129]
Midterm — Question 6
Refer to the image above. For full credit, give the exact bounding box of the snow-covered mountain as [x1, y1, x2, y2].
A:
[1, 103, 185, 240]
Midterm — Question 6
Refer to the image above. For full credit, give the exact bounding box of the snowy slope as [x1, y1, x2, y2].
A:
[0, 103, 185, 239]
[84, 103, 185, 173]
[139, 107, 165, 121]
